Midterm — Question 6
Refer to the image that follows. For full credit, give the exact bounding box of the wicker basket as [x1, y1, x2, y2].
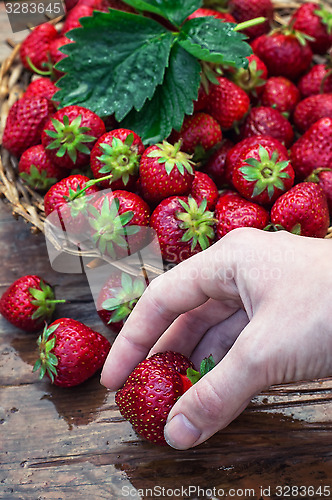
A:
[0, 2, 332, 241]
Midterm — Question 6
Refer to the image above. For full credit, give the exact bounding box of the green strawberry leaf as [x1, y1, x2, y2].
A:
[55, 10, 174, 121]
[178, 17, 251, 66]
[122, 0, 203, 26]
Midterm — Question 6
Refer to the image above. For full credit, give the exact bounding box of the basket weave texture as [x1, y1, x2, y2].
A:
[0, 2, 331, 239]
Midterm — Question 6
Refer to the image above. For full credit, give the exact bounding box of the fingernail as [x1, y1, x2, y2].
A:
[164, 413, 201, 450]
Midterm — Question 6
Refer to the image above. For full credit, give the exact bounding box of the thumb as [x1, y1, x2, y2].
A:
[164, 320, 268, 449]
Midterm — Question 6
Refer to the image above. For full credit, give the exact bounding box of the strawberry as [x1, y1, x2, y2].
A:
[33, 318, 110, 387]
[0, 275, 64, 333]
[291, 2, 332, 55]
[230, 54, 268, 99]
[42, 105, 106, 169]
[18, 144, 66, 192]
[24, 77, 58, 101]
[251, 28, 313, 81]
[190, 171, 219, 210]
[2, 95, 55, 157]
[88, 190, 150, 259]
[20, 23, 58, 72]
[139, 141, 195, 205]
[270, 182, 330, 238]
[97, 272, 146, 332]
[187, 7, 236, 23]
[239, 106, 294, 148]
[298, 64, 332, 98]
[49, 36, 74, 80]
[90, 129, 144, 191]
[229, 0, 274, 39]
[150, 196, 216, 264]
[290, 117, 332, 180]
[193, 85, 209, 113]
[232, 143, 294, 205]
[61, 4, 94, 34]
[306, 168, 332, 215]
[293, 94, 332, 134]
[115, 351, 215, 445]
[214, 190, 270, 238]
[205, 76, 250, 130]
[64, 0, 78, 10]
[261, 76, 300, 116]
[202, 138, 234, 189]
[170, 112, 222, 157]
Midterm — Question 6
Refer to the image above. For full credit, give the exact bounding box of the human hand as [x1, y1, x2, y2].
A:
[101, 228, 332, 449]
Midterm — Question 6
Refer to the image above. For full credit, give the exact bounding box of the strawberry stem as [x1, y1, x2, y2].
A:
[234, 17, 266, 32]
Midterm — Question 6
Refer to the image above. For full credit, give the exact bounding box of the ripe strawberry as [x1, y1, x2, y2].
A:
[90, 129, 144, 191]
[190, 171, 219, 210]
[306, 168, 332, 215]
[170, 112, 222, 157]
[61, 4, 94, 34]
[150, 196, 216, 264]
[202, 138, 234, 189]
[261, 77, 300, 115]
[205, 76, 250, 130]
[20, 23, 58, 72]
[49, 36, 73, 80]
[139, 141, 195, 205]
[193, 85, 209, 113]
[88, 190, 150, 259]
[239, 106, 294, 148]
[214, 190, 270, 238]
[0, 275, 64, 333]
[187, 7, 236, 23]
[293, 94, 332, 134]
[64, 0, 78, 10]
[97, 272, 146, 332]
[270, 182, 330, 238]
[232, 144, 294, 205]
[18, 144, 66, 192]
[24, 77, 58, 101]
[290, 117, 332, 180]
[298, 64, 332, 98]
[2, 95, 55, 157]
[251, 28, 313, 81]
[230, 54, 268, 99]
[116, 351, 215, 445]
[229, 0, 274, 39]
[291, 2, 332, 55]
[33, 318, 110, 387]
[42, 105, 106, 169]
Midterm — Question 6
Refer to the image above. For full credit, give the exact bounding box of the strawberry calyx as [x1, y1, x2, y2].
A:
[180, 354, 215, 392]
[33, 323, 60, 382]
[232, 58, 266, 95]
[97, 134, 140, 185]
[88, 197, 140, 258]
[29, 280, 66, 322]
[45, 114, 97, 163]
[176, 196, 216, 251]
[241, 146, 291, 201]
[306, 167, 332, 183]
[147, 140, 194, 176]
[273, 24, 315, 46]
[102, 273, 145, 324]
[19, 164, 57, 191]
[314, 6, 332, 35]
[264, 222, 302, 235]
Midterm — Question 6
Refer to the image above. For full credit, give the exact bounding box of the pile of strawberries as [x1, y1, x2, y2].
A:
[1, 0, 332, 442]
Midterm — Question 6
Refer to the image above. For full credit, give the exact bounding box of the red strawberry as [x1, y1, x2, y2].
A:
[293, 94, 332, 134]
[18, 144, 66, 192]
[202, 138, 234, 189]
[139, 141, 195, 205]
[61, 4, 94, 34]
[20, 23, 58, 72]
[290, 117, 332, 180]
[97, 272, 146, 332]
[2, 95, 55, 157]
[116, 352, 215, 445]
[24, 77, 58, 101]
[150, 195, 215, 264]
[190, 171, 219, 210]
[291, 2, 332, 55]
[261, 76, 300, 115]
[232, 143, 294, 205]
[251, 28, 313, 81]
[230, 54, 268, 99]
[306, 168, 332, 215]
[205, 76, 250, 130]
[88, 190, 150, 259]
[193, 85, 209, 113]
[298, 64, 332, 98]
[33, 318, 110, 387]
[64, 0, 79, 10]
[49, 36, 73, 79]
[270, 182, 330, 238]
[214, 190, 270, 238]
[42, 105, 106, 169]
[187, 7, 236, 23]
[170, 112, 222, 156]
[0, 275, 64, 333]
[90, 129, 144, 191]
[229, 0, 274, 39]
[239, 106, 294, 147]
